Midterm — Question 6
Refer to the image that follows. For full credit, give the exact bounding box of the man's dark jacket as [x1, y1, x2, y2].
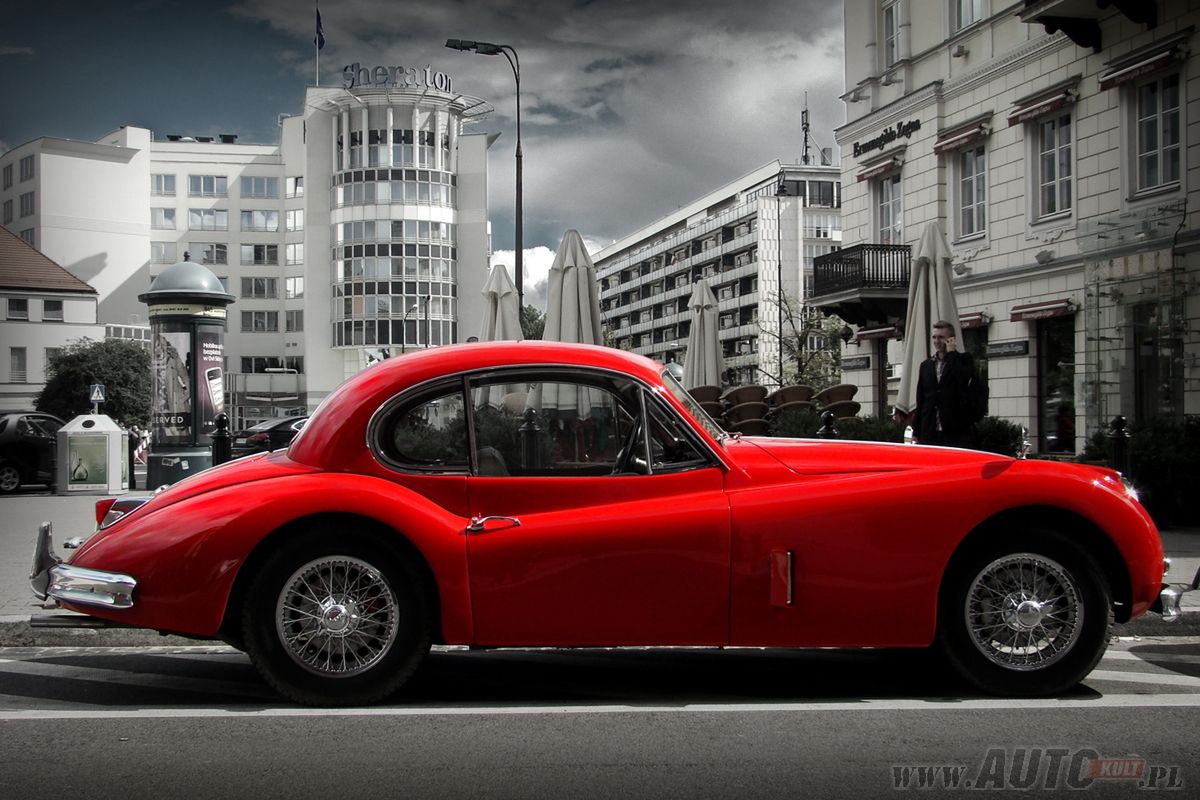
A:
[914, 351, 977, 446]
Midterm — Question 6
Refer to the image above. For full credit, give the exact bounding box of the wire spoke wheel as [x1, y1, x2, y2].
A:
[966, 553, 1082, 670]
[275, 556, 400, 678]
[0, 464, 20, 493]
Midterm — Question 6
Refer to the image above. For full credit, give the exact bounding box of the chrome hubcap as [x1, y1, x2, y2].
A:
[966, 553, 1082, 671]
[276, 556, 399, 678]
[0, 466, 18, 491]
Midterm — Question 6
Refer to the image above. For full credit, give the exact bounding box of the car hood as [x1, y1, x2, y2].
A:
[736, 436, 1009, 476]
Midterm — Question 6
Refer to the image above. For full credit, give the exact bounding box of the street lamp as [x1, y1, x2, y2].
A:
[401, 303, 419, 354]
[423, 294, 432, 349]
[445, 38, 523, 307]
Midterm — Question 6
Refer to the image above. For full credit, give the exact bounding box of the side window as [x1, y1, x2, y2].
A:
[469, 375, 639, 477]
[645, 396, 709, 472]
[379, 385, 468, 470]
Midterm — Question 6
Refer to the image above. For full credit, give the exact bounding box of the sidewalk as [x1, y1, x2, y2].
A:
[2, 490, 1199, 646]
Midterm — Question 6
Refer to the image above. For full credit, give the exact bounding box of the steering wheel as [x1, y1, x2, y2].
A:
[613, 421, 648, 475]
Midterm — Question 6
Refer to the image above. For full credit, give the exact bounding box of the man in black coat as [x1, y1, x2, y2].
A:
[914, 320, 979, 448]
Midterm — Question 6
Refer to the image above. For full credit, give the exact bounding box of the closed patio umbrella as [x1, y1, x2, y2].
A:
[682, 279, 722, 389]
[478, 264, 523, 342]
[894, 221, 962, 416]
[536, 230, 605, 417]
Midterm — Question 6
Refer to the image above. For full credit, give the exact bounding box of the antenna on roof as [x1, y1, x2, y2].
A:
[801, 92, 812, 166]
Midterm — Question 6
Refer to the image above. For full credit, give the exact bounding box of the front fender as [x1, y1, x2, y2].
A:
[61, 473, 472, 640]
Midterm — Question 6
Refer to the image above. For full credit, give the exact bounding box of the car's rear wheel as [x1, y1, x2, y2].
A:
[937, 529, 1111, 696]
[242, 530, 431, 706]
[0, 462, 21, 494]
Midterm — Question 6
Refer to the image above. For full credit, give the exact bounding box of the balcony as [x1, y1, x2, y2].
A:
[810, 244, 910, 327]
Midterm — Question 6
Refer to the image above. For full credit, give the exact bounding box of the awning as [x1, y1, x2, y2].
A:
[1010, 298, 1076, 322]
[1098, 44, 1186, 91]
[959, 311, 991, 329]
[856, 156, 903, 182]
[855, 324, 898, 342]
[1007, 88, 1078, 126]
[933, 123, 990, 156]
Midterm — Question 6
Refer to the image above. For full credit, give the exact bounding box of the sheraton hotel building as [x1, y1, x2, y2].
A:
[0, 67, 497, 426]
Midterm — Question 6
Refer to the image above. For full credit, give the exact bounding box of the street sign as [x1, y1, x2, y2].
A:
[90, 384, 106, 403]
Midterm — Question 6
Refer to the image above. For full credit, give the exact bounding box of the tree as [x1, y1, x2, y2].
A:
[757, 292, 847, 391]
[520, 304, 545, 340]
[36, 338, 152, 427]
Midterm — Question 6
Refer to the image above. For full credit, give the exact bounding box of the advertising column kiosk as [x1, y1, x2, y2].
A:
[139, 254, 235, 489]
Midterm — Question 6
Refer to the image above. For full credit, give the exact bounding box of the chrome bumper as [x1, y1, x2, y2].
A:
[29, 522, 136, 609]
[1150, 560, 1200, 623]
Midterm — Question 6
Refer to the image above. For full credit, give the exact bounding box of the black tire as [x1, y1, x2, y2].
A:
[937, 528, 1112, 696]
[0, 462, 21, 494]
[241, 528, 431, 706]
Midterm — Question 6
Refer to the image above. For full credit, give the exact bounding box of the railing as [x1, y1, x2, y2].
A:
[812, 244, 910, 296]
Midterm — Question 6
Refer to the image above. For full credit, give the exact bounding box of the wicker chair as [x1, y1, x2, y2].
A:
[726, 400, 770, 424]
[687, 385, 722, 404]
[765, 384, 815, 407]
[728, 418, 771, 436]
[822, 400, 862, 419]
[722, 385, 768, 407]
[813, 383, 858, 407]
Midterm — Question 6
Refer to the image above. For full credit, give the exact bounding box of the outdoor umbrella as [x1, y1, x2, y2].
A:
[536, 229, 605, 417]
[894, 221, 962, 416]
[478, 264, 523, 410]
[682, 278, 722, 389]
[478, 264, 523, 342]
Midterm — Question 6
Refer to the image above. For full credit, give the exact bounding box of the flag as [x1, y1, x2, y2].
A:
[314, 5, 325, 50]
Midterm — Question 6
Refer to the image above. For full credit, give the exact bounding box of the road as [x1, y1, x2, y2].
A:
[1, 640, 1198, 798]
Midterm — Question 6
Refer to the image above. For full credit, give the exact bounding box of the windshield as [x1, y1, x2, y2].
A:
[660, 368, 726, 441]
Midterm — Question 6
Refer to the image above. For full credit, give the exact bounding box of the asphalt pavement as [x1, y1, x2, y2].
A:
[2, 483, 1199, 647]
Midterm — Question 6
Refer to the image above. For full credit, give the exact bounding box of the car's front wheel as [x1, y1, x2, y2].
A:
[938, 529, 1111, 696]
[0, 462, 21, 494]
[242, 530, 431, 706]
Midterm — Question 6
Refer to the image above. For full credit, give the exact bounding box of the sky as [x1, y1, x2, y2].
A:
[1, 0, 846, 310]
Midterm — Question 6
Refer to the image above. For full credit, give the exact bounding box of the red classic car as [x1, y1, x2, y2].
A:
[30, 342, 1184, 705]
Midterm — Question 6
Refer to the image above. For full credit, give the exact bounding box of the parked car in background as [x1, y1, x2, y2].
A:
[0, 412, 65, 493]
[231, 416, 308, 458]
[30, 342, 1182, 706]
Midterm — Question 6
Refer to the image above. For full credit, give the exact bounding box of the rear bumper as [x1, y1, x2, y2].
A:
[29, 522, 137, 609]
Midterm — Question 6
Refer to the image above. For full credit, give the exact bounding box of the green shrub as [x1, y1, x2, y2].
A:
[770, 407, 825, 438]
[973, 416, 1026, 457]
[836, 415, 904, 443]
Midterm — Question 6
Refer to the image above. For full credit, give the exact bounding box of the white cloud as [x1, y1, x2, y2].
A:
[491, 233, 608, 312]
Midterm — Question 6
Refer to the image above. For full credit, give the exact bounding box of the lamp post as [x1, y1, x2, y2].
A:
[445, 38, 523, 307]
[423, 294, 432, 349]
[401, 303, 419, 354]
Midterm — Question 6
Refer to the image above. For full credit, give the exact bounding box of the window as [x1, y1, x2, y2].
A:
[241, 244, 278, 265]
[958, 144, 987, 237]
[285, 243, 304, 265]
[2, 200, 11, 224]
[241, 277, 278, 299]
[7, 298, 28, 320]
[151, 174, 176, 195]
[19, 192, 34, 217]
[19, 155, 34, 182]
[1036, 114, 1072, 218]
[285, 176, 304, 198]
[2, 164, 10, 189]
[285, 310, 304, 332]
[43, 299, 63, 321]
[151, 208, 176, 229]
[18, 229, 34, 245]
[188, 208, 228, 230]
[188, 175, 227, 197]
[285, 209, 304, 231]
[240, 176, 279, 198]
[190, 243, 227, 265]
[1037, 315, 1075, 453]
[954, 0, 983, 30]
[9, 348, 26, 383]
[878, 173, 903, 244]
[882, 0, 899, 67]
[285, 277, 305, 299]
[1135, 73, 1180, 193]
[240, 210, 279, 232]
[241, 310, 279, 332]
[151, 241, 177, 264]
[45, 348, 61, 379]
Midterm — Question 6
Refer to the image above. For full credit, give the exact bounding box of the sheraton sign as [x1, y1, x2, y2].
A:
[343, 62, 454, 93]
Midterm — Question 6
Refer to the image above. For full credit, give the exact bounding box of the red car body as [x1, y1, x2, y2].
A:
[35, 342, 1168, 704]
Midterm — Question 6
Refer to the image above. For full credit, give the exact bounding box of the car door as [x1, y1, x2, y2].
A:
[463, 369, 731, 647]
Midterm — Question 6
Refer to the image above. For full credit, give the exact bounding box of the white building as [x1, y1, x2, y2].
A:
[0, 67, 495, 427]
[595, 161, 842, 388]
[821, 0, 1199, 452]
[0, 226, 105, 411]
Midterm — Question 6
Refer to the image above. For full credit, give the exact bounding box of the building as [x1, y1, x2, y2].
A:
[0, 225, 105, 411]
[820, 0, 1199, 452]
[0, 64, 495, 427]
[594, 161, 842, 388]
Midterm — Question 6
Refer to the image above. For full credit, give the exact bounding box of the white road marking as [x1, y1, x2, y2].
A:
[1103, 650, 1200, 665]
[2, 695, 1200, 721]
[1085, 669, 1200, 687]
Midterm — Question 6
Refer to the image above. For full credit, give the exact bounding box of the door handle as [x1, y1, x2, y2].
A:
[466, 515, 522, 534]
